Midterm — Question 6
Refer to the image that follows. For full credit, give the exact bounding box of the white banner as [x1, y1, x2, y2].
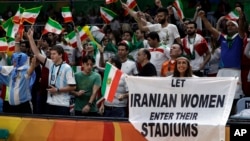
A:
[125, 77, 238, 141]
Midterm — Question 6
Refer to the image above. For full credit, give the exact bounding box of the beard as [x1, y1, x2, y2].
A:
[158, 18, 166, 24]
[187, 31, 196, 36]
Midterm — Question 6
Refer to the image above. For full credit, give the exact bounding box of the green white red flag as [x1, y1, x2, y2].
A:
[101, 62, 123, 102]
[173, 0, 185, 20]
[0, 37, 8, 52]
[7, 37, 15, 52]
[105, 0, 118, 4]
[65, 31, 77, 48]
[42, 17, 63, 35]
[77, 26, 88, 41]
[61, 7, 73, 23]
[225, 10, 239, 20]
[2, 17, 20, 38]
[13, 5, 25, 23]
[124, 0, 137, 16]
[100, 7, 117, 24]
[21, 6, 42, 24]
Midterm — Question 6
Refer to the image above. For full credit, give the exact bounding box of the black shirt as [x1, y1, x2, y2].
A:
[138, 62, 157, 76]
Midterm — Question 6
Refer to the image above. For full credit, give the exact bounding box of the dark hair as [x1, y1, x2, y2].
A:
[142, 48, 151, 60]
[123, 30, 133, 37]
[156, 8, 168, 15]
[110, 56, 122, 69]
[82, 55, 95, 64]
[42, 36, 52, 47]
[147, 31, 160, 42]
[187, 21, 197, 29]
[50, 45, 64, 55]
[173, 58, 193, 77]
[118, 42, 129, 51]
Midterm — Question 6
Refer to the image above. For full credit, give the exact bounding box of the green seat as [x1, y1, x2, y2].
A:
[0, 129, 9, 141]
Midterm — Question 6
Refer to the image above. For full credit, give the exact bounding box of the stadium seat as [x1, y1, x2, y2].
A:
[236, 97, 250, 114]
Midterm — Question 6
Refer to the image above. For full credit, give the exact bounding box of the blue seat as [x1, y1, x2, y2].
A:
[0, 129, 9, 141]
[236, 97, 250, 114]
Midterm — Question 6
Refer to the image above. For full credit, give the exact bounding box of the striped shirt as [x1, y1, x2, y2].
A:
[45, 58, 76, 107]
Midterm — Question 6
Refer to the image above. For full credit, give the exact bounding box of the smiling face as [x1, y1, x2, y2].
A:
[176, 59, 189, 76]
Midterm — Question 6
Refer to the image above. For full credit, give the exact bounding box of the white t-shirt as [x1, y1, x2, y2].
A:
[59, 43, 76, 65]
[121, 59, 138, 75]
[147, 23, 180, 47]
[149, 46, 169, 76]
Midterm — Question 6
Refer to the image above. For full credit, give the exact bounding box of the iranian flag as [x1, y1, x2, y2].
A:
[101, 62, 123, 102]
[42, 18, 63, 35]
[77, 26, 88, 41]
[106, 0, 118, 4]
[13, 5, 25, 23]
[65, 31, 77, 48]
[225, 10, 239, 20]
[100, 7, 117, 24]
[7, 37, 15, 52]
[0, 37, 8, 52]
[173, 0, 184, 20]
[61, 7, 73, 23]
[124, 0, 137, 16]
[2, 17, 20, 38]
[21, 6, 42, 24]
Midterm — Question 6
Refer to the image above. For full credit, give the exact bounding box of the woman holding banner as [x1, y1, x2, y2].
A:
[172, 56, 195, 77]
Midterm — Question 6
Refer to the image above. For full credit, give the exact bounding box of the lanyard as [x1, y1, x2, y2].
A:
[50, 63, 63, 86]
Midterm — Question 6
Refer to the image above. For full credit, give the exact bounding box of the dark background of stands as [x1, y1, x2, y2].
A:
[0, 0, 250, 23]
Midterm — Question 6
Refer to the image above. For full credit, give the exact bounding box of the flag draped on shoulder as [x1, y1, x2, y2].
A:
[173, 0, 184, 20]
[105, 0, 118, 4]
[225, 10, 239, 20]
[124, 0, 137, 16]
[42, 17, 63, 35]
[0, 37, 8, 52]
[61, 7, 73, 23]
[100, 7, 117, 24]
[21, 6, 42, 24]
[101, 62, 123, 102]
[13, 5, 25, 24]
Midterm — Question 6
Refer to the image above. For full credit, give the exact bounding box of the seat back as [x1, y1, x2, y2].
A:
[236, 97, 250, 114]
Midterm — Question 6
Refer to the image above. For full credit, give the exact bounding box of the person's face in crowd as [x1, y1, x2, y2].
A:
[118, 45, 128, 59]
[102, 36, 109, 46]
[186, 23, 196, 36]
[147, 37, 158, 48]
[42, 40, 49, 49]
[226, 22, 238, 36]
[170, 44, 182, 58]
[136, 49, 146, 64]
[83, 59, 94, 74]
[135, 29, 143, 40]
[86, 43, 95, 56]
[123, 32, 132, 42]
[20, 43, 27, 53]
[157, 12, 167, 24]
[50, 50, 62, 64]
[48, 33, 54, 41]
[177, 59, 189, 75]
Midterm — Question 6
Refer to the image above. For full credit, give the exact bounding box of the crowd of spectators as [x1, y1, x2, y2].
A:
[0, 0, 250, 118]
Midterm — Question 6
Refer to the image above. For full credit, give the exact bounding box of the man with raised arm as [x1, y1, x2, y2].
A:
[27, 27, 76, 115]
[199, 7, 245, 114]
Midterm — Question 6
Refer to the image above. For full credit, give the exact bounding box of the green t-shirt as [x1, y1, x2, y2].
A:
[74, 71, 101, 112]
